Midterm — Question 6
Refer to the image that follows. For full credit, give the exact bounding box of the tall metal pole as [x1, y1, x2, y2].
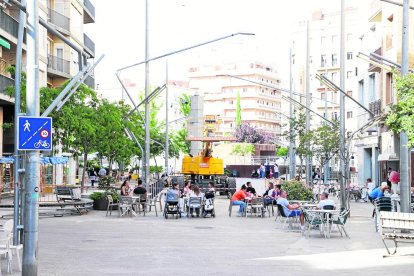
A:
[339, 0, 347, 210]
[400, 0, 410, 213]
[324, 86, 329, 185]
[13, 0, 27, 246]
[289, 48, 296, 180]
[144, 0, 150, 188]
[22, 0, 40, 274]
[305, 20, 312, 186]
[165, 60, 169, 174]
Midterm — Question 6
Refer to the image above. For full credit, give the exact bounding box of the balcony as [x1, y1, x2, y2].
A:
[369, 47, 382, 73]
[48, 8, 70, 34]
[84, 75, 95, 89]
[0, 9, 18, 39]
[369, 99, 382, 116]
[47, 54, 71, 79]
[83, 33, 95, 58]
[83, 0, 96, 24]
[0, 70, 14, 104]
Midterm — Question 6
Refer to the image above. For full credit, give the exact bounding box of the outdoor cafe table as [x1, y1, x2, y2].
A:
[303, 209, 340, 238]
[290, 200, 313, 205]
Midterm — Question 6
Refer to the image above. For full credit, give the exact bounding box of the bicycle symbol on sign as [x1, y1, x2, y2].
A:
[33, 140, 50, 149]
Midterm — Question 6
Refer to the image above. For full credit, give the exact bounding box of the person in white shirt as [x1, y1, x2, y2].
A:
[317, 192, 335, 209]
[98, 167, 107, 177]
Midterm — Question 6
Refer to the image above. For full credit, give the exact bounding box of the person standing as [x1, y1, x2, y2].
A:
[89, 167, 97, 187]
[99, 167, 107, 177]
[265, 162, 271, 178]
[259, 163, 265, 179]
[274, 163, 279, 179]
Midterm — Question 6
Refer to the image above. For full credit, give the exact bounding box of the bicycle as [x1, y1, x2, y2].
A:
[34, 140, 50, 149]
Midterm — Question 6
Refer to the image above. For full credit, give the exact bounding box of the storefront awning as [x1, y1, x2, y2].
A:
[0, 37, 10, 50]
[378, 153, 399, 161]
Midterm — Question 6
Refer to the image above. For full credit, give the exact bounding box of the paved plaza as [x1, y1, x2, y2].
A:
[1, 197, 414, 275]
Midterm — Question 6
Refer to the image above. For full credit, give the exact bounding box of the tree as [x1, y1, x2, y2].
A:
[235, 123, 274, 144]
[277, 147, 289, 157]
[284, 109, 313, 180]
[231, 143, 255, 163]
[386, 73, 414, 146]
[235, 91, 242, 127]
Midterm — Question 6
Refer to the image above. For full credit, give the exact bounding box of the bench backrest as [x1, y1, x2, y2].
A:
[380, 211, 414, 232]
[56, 186, 72, 195]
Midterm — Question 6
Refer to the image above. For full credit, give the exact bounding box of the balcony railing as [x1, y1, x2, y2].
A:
[0, 9, 18, 38]
[369, 99, 382, 116]
[48, 8, 70, 33]
[0, 74, 14, 95]
[84, 75, 95, 89]
[47, 54, 70, 76]
[83, 33, 95, 57]
[83, 0, 96, 23]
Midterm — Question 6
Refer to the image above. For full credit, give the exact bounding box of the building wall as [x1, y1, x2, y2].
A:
[188, 62, 282, 137]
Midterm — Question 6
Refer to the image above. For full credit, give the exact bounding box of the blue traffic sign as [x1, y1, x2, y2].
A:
[17, 116, 52, 151]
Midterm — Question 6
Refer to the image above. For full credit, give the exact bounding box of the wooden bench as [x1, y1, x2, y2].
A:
[379, 211, 414, 256]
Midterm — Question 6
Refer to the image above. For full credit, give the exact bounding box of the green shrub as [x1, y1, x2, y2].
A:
[150, 165, 163, 174]
[281, 180, 313, 201]
[90, 192, 106, 201]
[98, 175, 115, 189]
[89, 189, 120, 202]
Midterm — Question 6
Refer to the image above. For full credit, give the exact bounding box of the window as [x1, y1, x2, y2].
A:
[332, 54, 338, 66]
[292, 54, 295, 65]
[321, 55, 327, 67]
[332, 35, 338, 45]
[347, 71, 353, 79]
[321, 36, 326, 46]
[386, 72, 394, 104]
[347, 111, 353, 119]
[321, 92, 325, 100]
[358, 80, 365, 105]
[332, 112, 338, 120]
[309, 56, 313, 64]
[355, 67, 358, 76]
[347, 52, 353, 60]
[347, 91, 353, 97]
[331, 72, 337, 83]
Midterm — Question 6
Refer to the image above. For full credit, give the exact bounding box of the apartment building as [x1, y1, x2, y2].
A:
[362, 0, 414, 186]
[0, 0, 96, 155]
[290, 3, 373, 181]
[188, 62, 282, 138]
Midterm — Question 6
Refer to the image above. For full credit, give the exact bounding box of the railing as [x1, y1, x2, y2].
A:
[369, 99, 382, 116]
[0, 9, 18, 38]
[84, 75, 95, 89]
[47, 54, 70, 76]
[84, 0, 95, 19]
[83, 33, 95, 55]
[48, 8, 70, 32]
[0, 74, 14, 94]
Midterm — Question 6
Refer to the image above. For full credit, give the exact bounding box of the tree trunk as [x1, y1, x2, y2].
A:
[81, 152, 88, 193]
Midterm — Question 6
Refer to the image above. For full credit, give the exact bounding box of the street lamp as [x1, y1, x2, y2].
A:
[116, 32, 254, 188]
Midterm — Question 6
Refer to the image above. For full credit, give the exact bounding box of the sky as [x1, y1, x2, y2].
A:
[84, 0, 351, 101]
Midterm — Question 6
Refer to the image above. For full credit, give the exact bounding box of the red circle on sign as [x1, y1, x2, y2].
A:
[40, 129, 49, 138]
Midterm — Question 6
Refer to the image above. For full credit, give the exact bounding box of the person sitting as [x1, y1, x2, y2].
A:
[246, 182, 256, 196]
[276, 190, 305, 230]
[231, 185, 247, 217]
[133, 179, 147, 199]
[316, 192, 335, 209]
[120, 180, 131, 196]
[183, 180, 192, 198]
[263, 182, 274, 206]
[251, 170, 259, 178]
[368, 182, 389, 202]
[188, 185, 204, 217]
[271, 185, 282, 201]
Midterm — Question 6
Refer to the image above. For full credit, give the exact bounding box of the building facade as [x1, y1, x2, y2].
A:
[188, 62, 282, 138]
[0, 0, 96, 156]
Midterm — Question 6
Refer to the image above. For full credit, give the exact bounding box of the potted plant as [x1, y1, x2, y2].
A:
[90, 188, 120, 210]
[281, 180, 313, 201]
[90, 192, 108, 210]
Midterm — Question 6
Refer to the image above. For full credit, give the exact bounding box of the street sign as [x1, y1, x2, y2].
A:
[17, 116, 52, 151]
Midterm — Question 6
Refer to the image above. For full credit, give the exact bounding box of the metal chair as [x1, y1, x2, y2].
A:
[147, 193, 162, 217]
[303, 209, 324, 238]
[332, 209, 350, 238]
[133, 194, 148, 216]
[106, 195, 119, 217]
[374, 197, 392, 232]
[0, 228, 12, 275]
[246, 198, 265, 217]
[275, 204, 298, 229]
[119, 196, 135, 217]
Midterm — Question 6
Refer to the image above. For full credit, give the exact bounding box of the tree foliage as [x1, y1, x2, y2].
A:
[235, 123, 274, 144]
[235, 91, 242, 127]
[386, 73, 414, 147]
[312, 121, 339, 170]
[231, 143, 255, 156]
[277, 147, 289, 157]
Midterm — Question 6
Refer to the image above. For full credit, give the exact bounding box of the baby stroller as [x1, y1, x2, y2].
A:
[164, 189, 181, 219]
[202, 191, 216, 218]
